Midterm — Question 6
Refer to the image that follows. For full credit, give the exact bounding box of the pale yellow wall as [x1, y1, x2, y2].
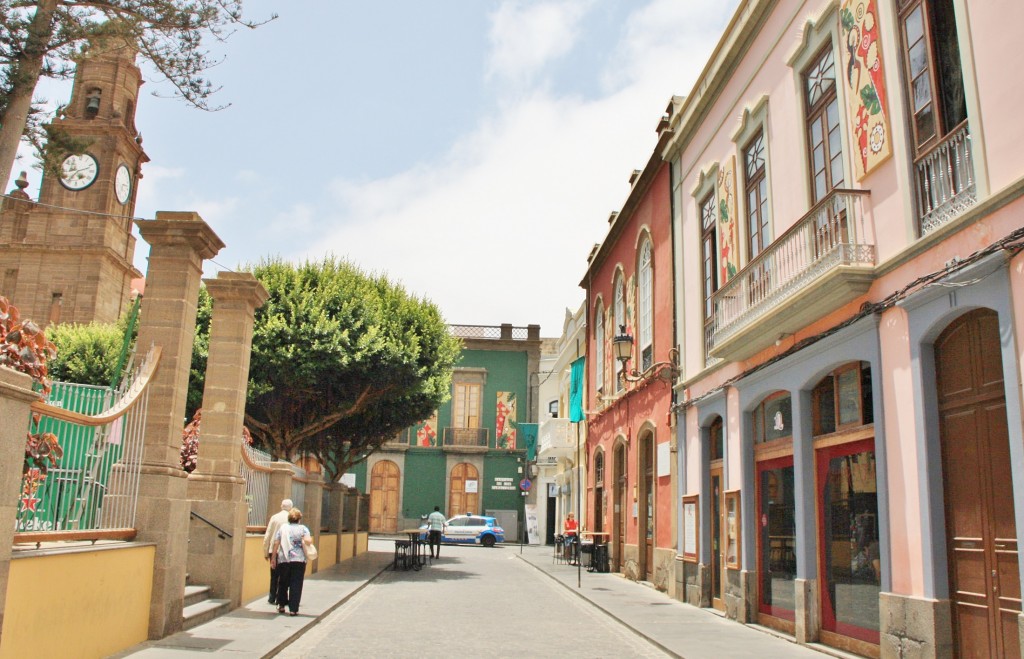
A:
[242, 535, 269, 604]
[340, 533, 355, 560]
[1, 544, 154, 659]
[356, 532, 368, 554]
[317, 533, 338, 570]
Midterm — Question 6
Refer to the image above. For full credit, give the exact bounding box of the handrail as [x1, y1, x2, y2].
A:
[30, 345, 161, 426]
[721, 188, 871, 286]
[190, 511, 233, 539]
[13, 528, 137, 547]
[240, 442, 274, 474]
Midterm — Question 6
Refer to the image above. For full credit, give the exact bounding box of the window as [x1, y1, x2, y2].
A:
[700, 191, 718, 329]
[594, 451, 605, 485]
[709, 416, 725, 462]
[595, 302, 605, 393]
[49, 293, 62, 325]
[548, 400, 559, 418]
[804, 46, 845, 203]
[812, 362, 873, 436]
[752, 392, 792, 444]
[614, 275, 625, 391]
[453, 382, 482, 429]
[744, 131, 769, 261]
[638, 239, 653, 371]
[898, 0, 966, 155]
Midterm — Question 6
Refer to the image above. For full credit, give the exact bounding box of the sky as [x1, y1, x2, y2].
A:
[11, 0, 740, 337]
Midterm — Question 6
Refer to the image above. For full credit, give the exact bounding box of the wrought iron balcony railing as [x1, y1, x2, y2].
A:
[706, 188, 875, 362]
[915, 121, 976, 235]
[442, 426, 489, 448]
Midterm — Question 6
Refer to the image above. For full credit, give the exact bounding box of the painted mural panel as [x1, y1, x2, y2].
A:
[839, 0, 892, 179]
[717, 156, 739, 282]
[415, 411, 439, 447]
[496, 392, 517, 449]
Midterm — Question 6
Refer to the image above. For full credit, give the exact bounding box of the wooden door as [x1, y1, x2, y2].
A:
[615, 445, 626, 572]
[642, 433, 654, 581]
[937, 309, 1021, 659]
[369, 460, 399, 533]
[448, 463, 479, 517]
[711, 467, 725, 611]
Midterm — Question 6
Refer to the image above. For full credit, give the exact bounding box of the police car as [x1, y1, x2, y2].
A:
[420, 513, 505, 547]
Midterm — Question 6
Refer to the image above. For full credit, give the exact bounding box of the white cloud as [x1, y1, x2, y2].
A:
[486, 0, 594, 85]
[302, 0, 739, 334]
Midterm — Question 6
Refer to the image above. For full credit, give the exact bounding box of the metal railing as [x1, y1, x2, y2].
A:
[241, 443, 273, 527]
[290, 463, 308, 509]
[707, 189, 875, 352]
[14, 346, 160, 543]
[442, 427, 489, 447]
[449, 324, 531, 340]
[916, 121, 976, 235]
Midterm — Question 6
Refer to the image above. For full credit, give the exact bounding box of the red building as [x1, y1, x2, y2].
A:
[581, 111, 679, 589]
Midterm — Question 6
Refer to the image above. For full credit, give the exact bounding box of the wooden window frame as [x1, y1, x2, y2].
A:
[743, 130, 769, 262]
[709, 416, 725, 462]
[682, 494, 700, 563]
[753, 390, 794, 445]
[594, 300, 605, 395]
[725, 490, 742, 569]
[812, 362, 870, 437]
[700, 191, 718, 327]
[638, 239, 653, 371]
[614, 274, 626, 391]
[803, 44, 845, 203]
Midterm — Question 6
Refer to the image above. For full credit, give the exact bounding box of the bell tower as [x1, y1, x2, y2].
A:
[0, 35, 149, 326]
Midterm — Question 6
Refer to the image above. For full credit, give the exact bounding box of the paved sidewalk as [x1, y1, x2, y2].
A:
[514, 544, 830, 659]
[113, 541, 843, 658]
[111, 547, 395, 658]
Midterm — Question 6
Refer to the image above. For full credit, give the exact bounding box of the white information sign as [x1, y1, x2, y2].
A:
[657, 442, 671, 478]
[465, 479, 478, 493]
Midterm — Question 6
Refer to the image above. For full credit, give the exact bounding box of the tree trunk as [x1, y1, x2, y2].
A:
[0, 0, 59, 195]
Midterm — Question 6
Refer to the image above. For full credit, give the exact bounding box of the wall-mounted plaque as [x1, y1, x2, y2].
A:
[682, 495, 699, 562]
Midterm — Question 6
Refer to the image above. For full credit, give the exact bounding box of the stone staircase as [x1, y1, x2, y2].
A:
[183, 583, 231, 630]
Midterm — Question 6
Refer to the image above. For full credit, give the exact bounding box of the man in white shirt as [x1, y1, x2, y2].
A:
[426, 506, 447, 559]
[263, 499, 293, 604]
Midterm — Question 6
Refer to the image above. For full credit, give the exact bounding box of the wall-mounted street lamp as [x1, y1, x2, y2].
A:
[612, 325, 681, 384]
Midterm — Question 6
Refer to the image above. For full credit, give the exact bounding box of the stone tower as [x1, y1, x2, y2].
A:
[0, 36, 149, 326]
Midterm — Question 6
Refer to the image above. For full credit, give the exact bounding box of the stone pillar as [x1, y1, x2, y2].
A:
[324, 483, 344, 563]
[0, 368, 39, 645]
[187, 272, 268, 606]
[795, 578, 820, 644]
[266, 463, 294, 521]
[132, 212, 223, 639]
[302, 476, 324, 571]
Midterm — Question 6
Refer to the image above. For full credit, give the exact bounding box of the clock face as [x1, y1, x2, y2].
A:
[115, 164, 132, 204]
[60, 154, 99, 190]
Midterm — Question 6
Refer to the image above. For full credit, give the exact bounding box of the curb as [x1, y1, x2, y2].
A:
[263, 559, 393, 658]
[513, 553, 685, 659]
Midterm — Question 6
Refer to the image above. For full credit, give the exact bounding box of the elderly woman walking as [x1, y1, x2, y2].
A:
[270, 508, 313, 616]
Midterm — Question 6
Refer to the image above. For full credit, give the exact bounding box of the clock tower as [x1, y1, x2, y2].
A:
[0, 36, 149, 326]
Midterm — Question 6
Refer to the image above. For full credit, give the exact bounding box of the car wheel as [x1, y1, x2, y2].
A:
[481, 535, 496, 548]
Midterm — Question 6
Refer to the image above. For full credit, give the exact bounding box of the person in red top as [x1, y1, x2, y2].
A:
[563, 512, 579, 561]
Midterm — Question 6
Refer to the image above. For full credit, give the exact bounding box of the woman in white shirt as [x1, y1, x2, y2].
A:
[270, 508, 313, 616]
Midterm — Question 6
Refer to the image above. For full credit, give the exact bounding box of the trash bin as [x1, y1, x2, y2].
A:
[592, 543, 610, 573]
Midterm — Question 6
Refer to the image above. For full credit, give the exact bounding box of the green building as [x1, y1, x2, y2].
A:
[347, 323, 541, 541]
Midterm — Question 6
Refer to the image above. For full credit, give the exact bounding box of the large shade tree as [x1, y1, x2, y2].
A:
[192, 257, 462, 481]
[0, 0, 273, 190]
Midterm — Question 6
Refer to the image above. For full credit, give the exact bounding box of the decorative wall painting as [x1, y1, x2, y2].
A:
[839, 0, 892, 179]
[416, 411, 438, 447]
[496, 392, 517, 449]
[717, 156, 739, 282]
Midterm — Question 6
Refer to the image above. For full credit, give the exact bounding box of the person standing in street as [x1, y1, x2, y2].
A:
[263, 498, 293, 605]
[426, 506, 446, 558]
[271, 508, 313, 616]
[563, 512, 579, 561]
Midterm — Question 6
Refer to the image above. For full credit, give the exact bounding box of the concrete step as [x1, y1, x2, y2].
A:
[184, 584, 211, 608]
[182, 598, 231, 631]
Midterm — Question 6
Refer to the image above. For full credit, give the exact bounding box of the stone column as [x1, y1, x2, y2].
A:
[302, 475, 324, 571]
[324, 483, 344, 563]
[132, 212, 224, 639]
[187, 272, 268, 606]
[0, 368, 39, 645]
[266, 463, 294, 521]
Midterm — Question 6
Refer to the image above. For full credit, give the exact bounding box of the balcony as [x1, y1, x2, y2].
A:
[707, 189, 876, 363]
[442, 427, 488, 449]
[915, 121, 976, 235]
[538, 418, 576, 458]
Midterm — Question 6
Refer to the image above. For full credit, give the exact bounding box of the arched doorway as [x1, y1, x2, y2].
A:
[614, 443, 627, 572]
[936, 309, 1020, 658]
[448, 463, 480, 517]
[369, 460, 400, 533]
[639, 430, 654, 582]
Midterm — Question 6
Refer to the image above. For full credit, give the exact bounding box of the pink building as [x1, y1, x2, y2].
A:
[581, 123, 678, 589]
[661, 0, 1024, 657]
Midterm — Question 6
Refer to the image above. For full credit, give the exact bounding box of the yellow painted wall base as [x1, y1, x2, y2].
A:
[318, 534, 338, 570]
[1, 544, 154, 659]
[242, 535, 269, 604]
[340, 533, 355, 560]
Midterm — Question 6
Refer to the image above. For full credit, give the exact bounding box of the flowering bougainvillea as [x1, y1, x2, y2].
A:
[180, 408, 254, 472]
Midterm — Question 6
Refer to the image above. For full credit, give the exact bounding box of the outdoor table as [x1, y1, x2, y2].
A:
[398, 529, 425, 571]
[582, 532, 610, 572]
